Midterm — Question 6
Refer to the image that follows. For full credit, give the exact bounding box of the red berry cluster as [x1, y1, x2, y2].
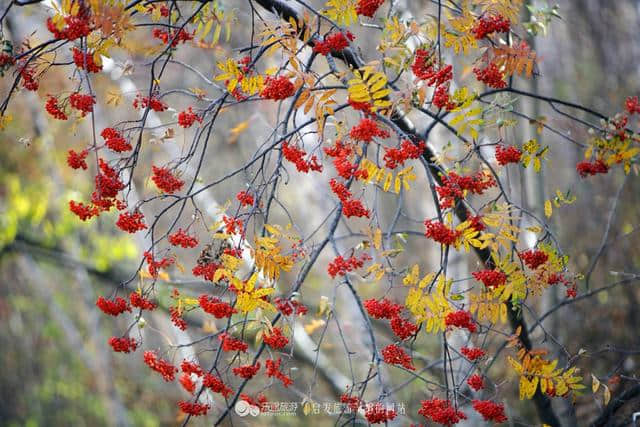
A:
[348, 98, 374, 115]
[412, 48, 457, 111]
[219, 332, 248, 352]
[169, 306, 187, 330]
[72, 48, 102, 73]
[547, 273, 577, 298]
[152, 28, 194, 47]
[412, 49, 453, 87]
[313, 31, 354, 55]
[472, 15, 511, 39]
[178, 107, 202, 128]
[281, 141, 323, 173]
[356, 0, 385, 17]
[472, 269, 507, 288]
[324, 140, 365, 179]
[433, 84, 457, 111]
[461, 346, 486, 361]
[225, 246, 244, 258]
[240, 393, 268, 411]
[329, 178, 370, 218]
[67, 149, 88, 170]
[261, 76, 295, 100]
[445, 310, 477, 333]
[474, 63, 507, 89]
[222, 215, 244, 235]
[130, 291, 157, 311]
[381, 344, 415, 370]
[116, 210, 147, 233]
[69, 200, 99, 221]
[45, 96, 67, 120]
[576, 159, 609, 178]
[383, 140, 425, 169]
[101, 127, 132, 152]
[96, 296, 130, 316]
[263, 327, 289, 349]
[327, 253, 371, 278]
[495, 144, 522, 165]
[0, 51, 14, 69]
[181, 360, 204, 377]
[468, 213, 486, 232]
[109, 336, 138, 353]
[143, 350, 178, 381]
[418, 398, 467, 426]
[144, 251, 174, 278]
[46, 14, 91, 41]
[472, 400, 508, 423]
[625, 96, 640, 114]
[364, 298, 403, 319]
[203, 373, 233, 397]
[424, 219, 461, 246]
[236, 190, 254, 207]
[192, 263, 221, 282]
[151, 166, 184, 193]
[199, 295, 237, 318]
[519, 249, 548, 270]
[364, 298, 415, 340]
[364, 403, 397, 424]
[436, 171, 497, 209]
[265, 358, 293, 387]
[20, 66, 39, 91]
[349, 118, 390, 143]
[179, 373, 196, 393]
[133, 94, 167, 111]
[390, 315, 418, 340]
[274, 297, 308, 316]
[177, 401, 209, 416]
[69, 92, 95, 116]
[233, 362, 261, 379]
[146, 4, 170, 17]
[169, 228, 199, 248]
[467, 373, 484, 391]
[93, 159, 125, 210]
[341, 393, 361, 411]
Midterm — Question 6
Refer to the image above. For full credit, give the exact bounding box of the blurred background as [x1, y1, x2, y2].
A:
[1, 0, 639, 425]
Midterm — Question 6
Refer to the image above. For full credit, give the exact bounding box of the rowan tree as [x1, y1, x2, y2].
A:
[0, 0, 639, 425]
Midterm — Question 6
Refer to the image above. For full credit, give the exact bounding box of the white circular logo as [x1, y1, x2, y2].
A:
[235, 400, 250, 417]
[249, 405, 260, 417]
[235, 400, 260, 417]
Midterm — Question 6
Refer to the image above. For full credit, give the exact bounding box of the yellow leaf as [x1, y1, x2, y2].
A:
[212, 24, 222, 45]
[304, 318, 326, 334]
[373, 228, 382, 250]
[106, 90, 122, 107]
[200, 19, 214, 39]
[383, 172, 392, 192]
[544, 200, 552, 218]
[139, 269, 152, 280]
[229, 120, 249, 144]
[591, 374, 600, 393]
[0, 114, 13, 130]
[347, 67, 390, 112]
[403, 264, 419, 286]
[394, 175, 401, 194]
[323, 0, 358, 27]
